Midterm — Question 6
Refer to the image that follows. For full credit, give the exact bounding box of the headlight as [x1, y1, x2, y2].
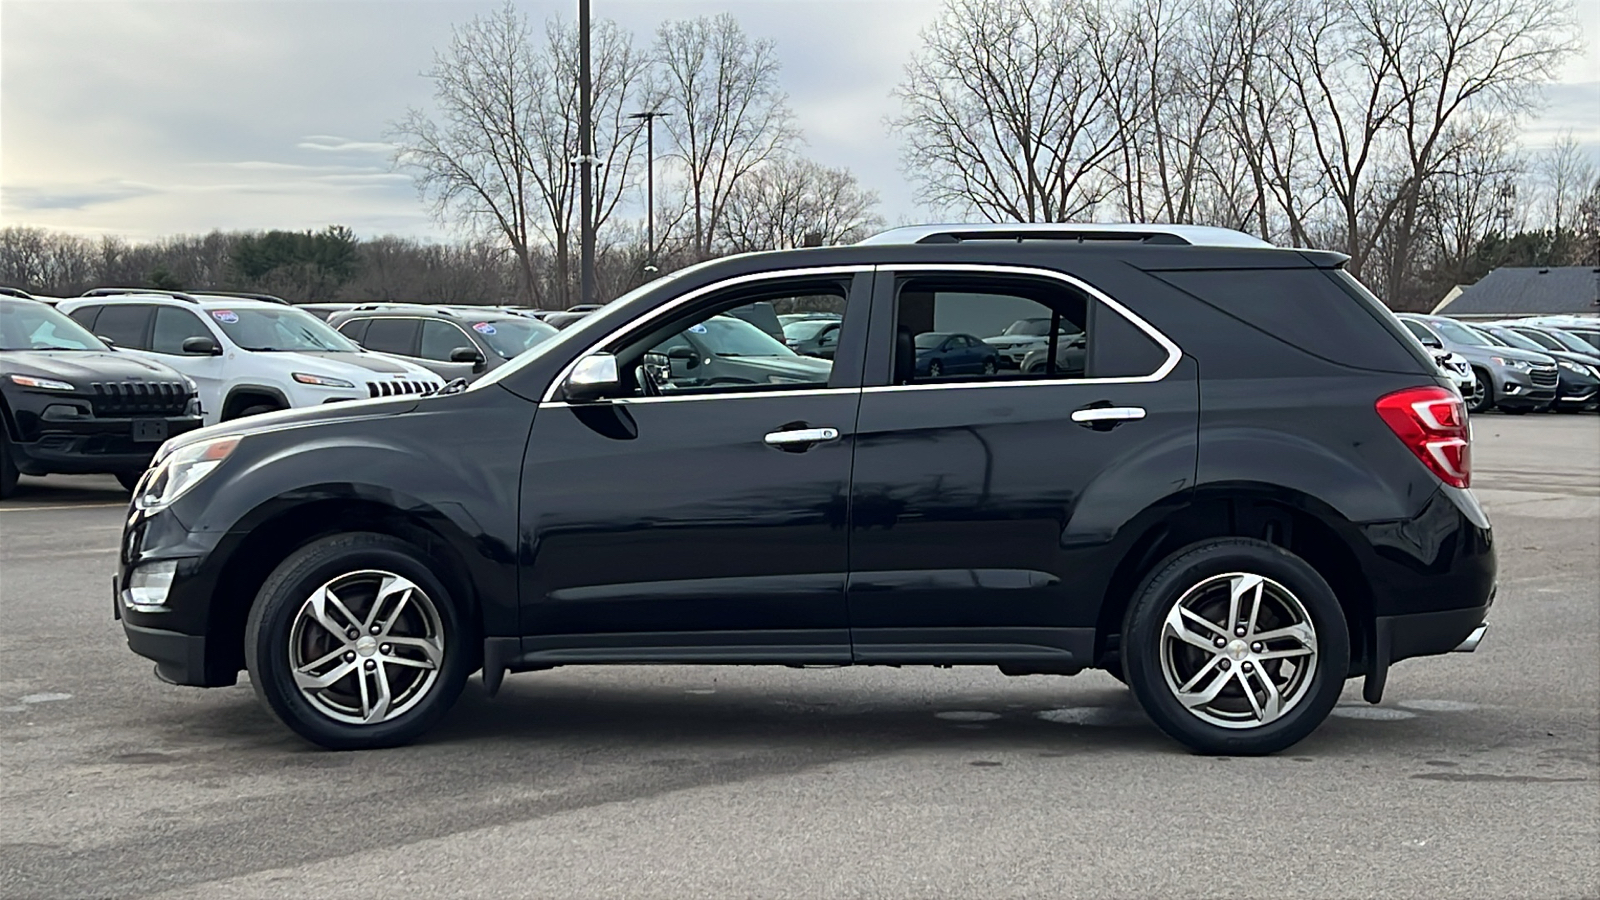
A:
[135, 435, 241, 511]
[292, 372, 356, 388]
[8, 374, 75, 391]
[1589, 366, 1600, 380]
[1558, 360, 1584, 374]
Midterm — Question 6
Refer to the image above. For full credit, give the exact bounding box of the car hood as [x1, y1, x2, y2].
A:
[984, 336, 1044, 348]
[1450, 343, 1553, 365]
[714, 354, 832, 376]
[160, 394, 423, 457]
[278, 350, 435, 378]
[0, 349, 188, 385]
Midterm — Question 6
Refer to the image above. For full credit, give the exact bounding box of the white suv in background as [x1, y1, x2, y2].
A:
[57, 291, 443, 425]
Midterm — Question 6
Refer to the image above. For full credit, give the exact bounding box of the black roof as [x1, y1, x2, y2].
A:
[1442, 266, 1600, 316]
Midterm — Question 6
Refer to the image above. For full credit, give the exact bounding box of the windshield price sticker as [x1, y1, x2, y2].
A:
[212, 310, 239, 324]
[472, 322, 497, 335]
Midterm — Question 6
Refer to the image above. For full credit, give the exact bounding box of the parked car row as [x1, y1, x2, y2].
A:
[1397, 314, 1600, 414]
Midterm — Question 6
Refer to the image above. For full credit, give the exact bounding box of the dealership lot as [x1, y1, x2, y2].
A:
[1, 416, 1595, 899]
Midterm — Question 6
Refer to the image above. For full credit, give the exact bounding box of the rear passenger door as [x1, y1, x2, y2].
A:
[846, 265, 1199, 669]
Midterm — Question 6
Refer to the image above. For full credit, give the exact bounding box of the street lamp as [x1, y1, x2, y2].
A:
[629, 110, 670, 275]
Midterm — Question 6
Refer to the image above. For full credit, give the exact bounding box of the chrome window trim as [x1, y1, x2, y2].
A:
[867, 263, 1182, 391]
[539, 265, 872, 403]
[540, 386, 859, 409]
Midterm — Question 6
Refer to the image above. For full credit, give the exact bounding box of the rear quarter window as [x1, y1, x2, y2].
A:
[1151, 268, 1428, 373]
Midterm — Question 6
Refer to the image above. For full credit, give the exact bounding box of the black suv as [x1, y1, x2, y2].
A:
[327, 304, 559, 382]
[2, 298, 202, 497]
[114, 224, 1494, 754]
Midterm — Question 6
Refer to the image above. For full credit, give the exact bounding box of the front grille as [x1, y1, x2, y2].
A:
[366, 380, 440, 399]
[88, 381, 190, 417]
[1530, 366, 1559, 388]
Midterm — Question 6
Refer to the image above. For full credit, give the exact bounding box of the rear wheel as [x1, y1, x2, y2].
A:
[245, 533, 472, 750]
[1121, 538, 1348, 755]
[0, 431, 18, 499]
[928, 360, 944, 378]
[1466, 370, 1492, 414]
[236, 404, 281, 419]
[115, 471, 142, 493]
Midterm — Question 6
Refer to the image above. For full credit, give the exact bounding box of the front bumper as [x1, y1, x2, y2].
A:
[123, 619, 209, 686]
[9, 414, 203, 475]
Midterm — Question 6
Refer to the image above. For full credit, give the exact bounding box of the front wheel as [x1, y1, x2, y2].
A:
[245, 533, 473, 750]
[928, 360, 943, 378]
[1121, 538, 1348, 755]
[115, 470, 143, 493]
[1466, 371, 1492, 414]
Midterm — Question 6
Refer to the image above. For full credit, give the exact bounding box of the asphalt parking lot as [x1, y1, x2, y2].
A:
[1, 415, 1596, 900]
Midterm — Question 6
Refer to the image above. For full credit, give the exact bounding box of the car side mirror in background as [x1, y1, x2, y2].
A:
[182, 336, 222, 356]
[97, 336, 117, 349]
[666, 346, 699, 369]
[563, 352, 619, 402]
[450, 346, 487, 373]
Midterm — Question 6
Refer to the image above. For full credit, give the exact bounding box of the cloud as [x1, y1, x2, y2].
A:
[3, 181, 162, 212]
[298, 135, 397, 154]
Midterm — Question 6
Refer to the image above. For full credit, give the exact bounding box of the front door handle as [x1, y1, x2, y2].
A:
[1071, 406, 1146, 430]
[764, 426, 840, 448]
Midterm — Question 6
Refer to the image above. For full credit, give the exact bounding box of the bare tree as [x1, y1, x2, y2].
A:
[653, 13, 797, 260]
[715, 158, 885, 252]
[892, 0, 1129, 222]
[390, 3, 647, 306]
[1535, 131, 1598, 235]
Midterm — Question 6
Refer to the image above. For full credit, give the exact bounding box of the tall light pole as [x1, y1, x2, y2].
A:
[577, 0, 596, 307]
[628, 110, 669, 275]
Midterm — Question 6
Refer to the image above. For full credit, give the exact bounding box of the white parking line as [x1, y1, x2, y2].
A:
[0, 503, 128, 513]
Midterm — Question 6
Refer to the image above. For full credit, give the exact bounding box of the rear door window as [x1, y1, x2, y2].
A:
[361, 318, 421, 356]
[92, 304, 155, 350]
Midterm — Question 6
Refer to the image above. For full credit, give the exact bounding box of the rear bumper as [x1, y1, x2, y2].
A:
[1378, 604, 1490, 664]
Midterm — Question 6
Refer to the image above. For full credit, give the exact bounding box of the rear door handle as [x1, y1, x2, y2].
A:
[1071, 406, 1146, 429]
[764, 427, 840, 448]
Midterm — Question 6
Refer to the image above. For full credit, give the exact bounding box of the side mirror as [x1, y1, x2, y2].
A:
[666, 346, 699, 369]
[563, 352, 619, 402]
[450, 346, 487, 372]
[182, 336, 221, 356]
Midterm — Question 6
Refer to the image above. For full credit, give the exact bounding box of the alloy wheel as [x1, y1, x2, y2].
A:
[1159, 572, 1318, 729]
[287, 569, 445, 725]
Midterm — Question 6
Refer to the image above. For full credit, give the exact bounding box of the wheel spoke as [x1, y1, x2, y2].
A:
[385, 636, 442, 668]
[297, 645, 349, 674]
[305, 586, 359, 639]
[1165, 605, 1225, 652]
[294, 659, 356, 691]
[362, 665, 393, 723]
[1176, 664, 1233, 710]
[1179, 655, 1224, 693]
[1239, 666, 1282, 722]
[1252, 621, 1315, 647]
[1256, 645, 1314, 661]
[368, 574, 420, 632]
[1228, 574, 1264, 634]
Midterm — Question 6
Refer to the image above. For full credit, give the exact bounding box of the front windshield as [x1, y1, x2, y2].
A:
[1002, 318, 1052, 336]
[1468, 326, 1508, 347]
[208, 307, 359, 352]
[1512, 327, 1562, 351]
[471, 317, 559, 359]
[0, 299, 107, 351]
[783, 320, 833, 341]
[1486, 328, 1547, 353]
[1546, 328, 1599, 355]
[1432, 319, 1491, 347]
[695, 316, 796, 357]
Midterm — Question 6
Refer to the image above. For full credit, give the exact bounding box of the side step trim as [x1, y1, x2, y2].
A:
[1452, 623, 1488, 653]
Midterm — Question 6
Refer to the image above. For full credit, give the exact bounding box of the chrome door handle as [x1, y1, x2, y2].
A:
[1071, 406, 1146, 427]
[764, 427, 840, 447]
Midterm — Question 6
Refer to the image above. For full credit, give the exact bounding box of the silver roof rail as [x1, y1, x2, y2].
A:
[858, 223, 1273, 249]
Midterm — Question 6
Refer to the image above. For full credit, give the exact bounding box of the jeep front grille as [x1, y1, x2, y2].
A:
[366, 380, 440, 398]
[88, 381, 191, 417]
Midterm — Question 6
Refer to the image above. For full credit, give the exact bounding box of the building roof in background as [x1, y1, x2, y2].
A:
[1438, 266, 1600, 317]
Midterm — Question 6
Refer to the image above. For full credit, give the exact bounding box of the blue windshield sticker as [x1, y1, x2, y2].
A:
[472, 322, 497, 335]
[212, 310, 239, 324]
[688, 323, 708, 334]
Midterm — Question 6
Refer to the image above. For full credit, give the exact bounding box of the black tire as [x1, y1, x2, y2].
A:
[982, 359, 997, 375]
[115, 470, 143, 493]
[245, 532, 473, 750]
[0, 431, 18, 500]
[235, 404, 281, 419]
[1501, 406, 1530, 415]
[1467, 370, 1493, 414]
[1121, 538, 1349, 755]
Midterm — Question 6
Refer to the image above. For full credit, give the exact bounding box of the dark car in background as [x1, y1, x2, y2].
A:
[1397, 314, 1557, 414]
[1, 298, 202, 497]
[329, 305, 559, 382]
[912, 332, 999, 377]
[1472, 322, 1600, 412]
[781, 317, 844, 358]
[641, 314, 832, 389]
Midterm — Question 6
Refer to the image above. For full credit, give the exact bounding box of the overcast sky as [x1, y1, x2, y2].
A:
[3, 0, 1598, 243]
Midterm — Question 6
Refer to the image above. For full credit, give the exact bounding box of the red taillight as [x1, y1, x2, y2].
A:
[1375, 386, 1470, 489]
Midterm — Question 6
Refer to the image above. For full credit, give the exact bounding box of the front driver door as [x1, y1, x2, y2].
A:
[518, 268, 872, 663]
